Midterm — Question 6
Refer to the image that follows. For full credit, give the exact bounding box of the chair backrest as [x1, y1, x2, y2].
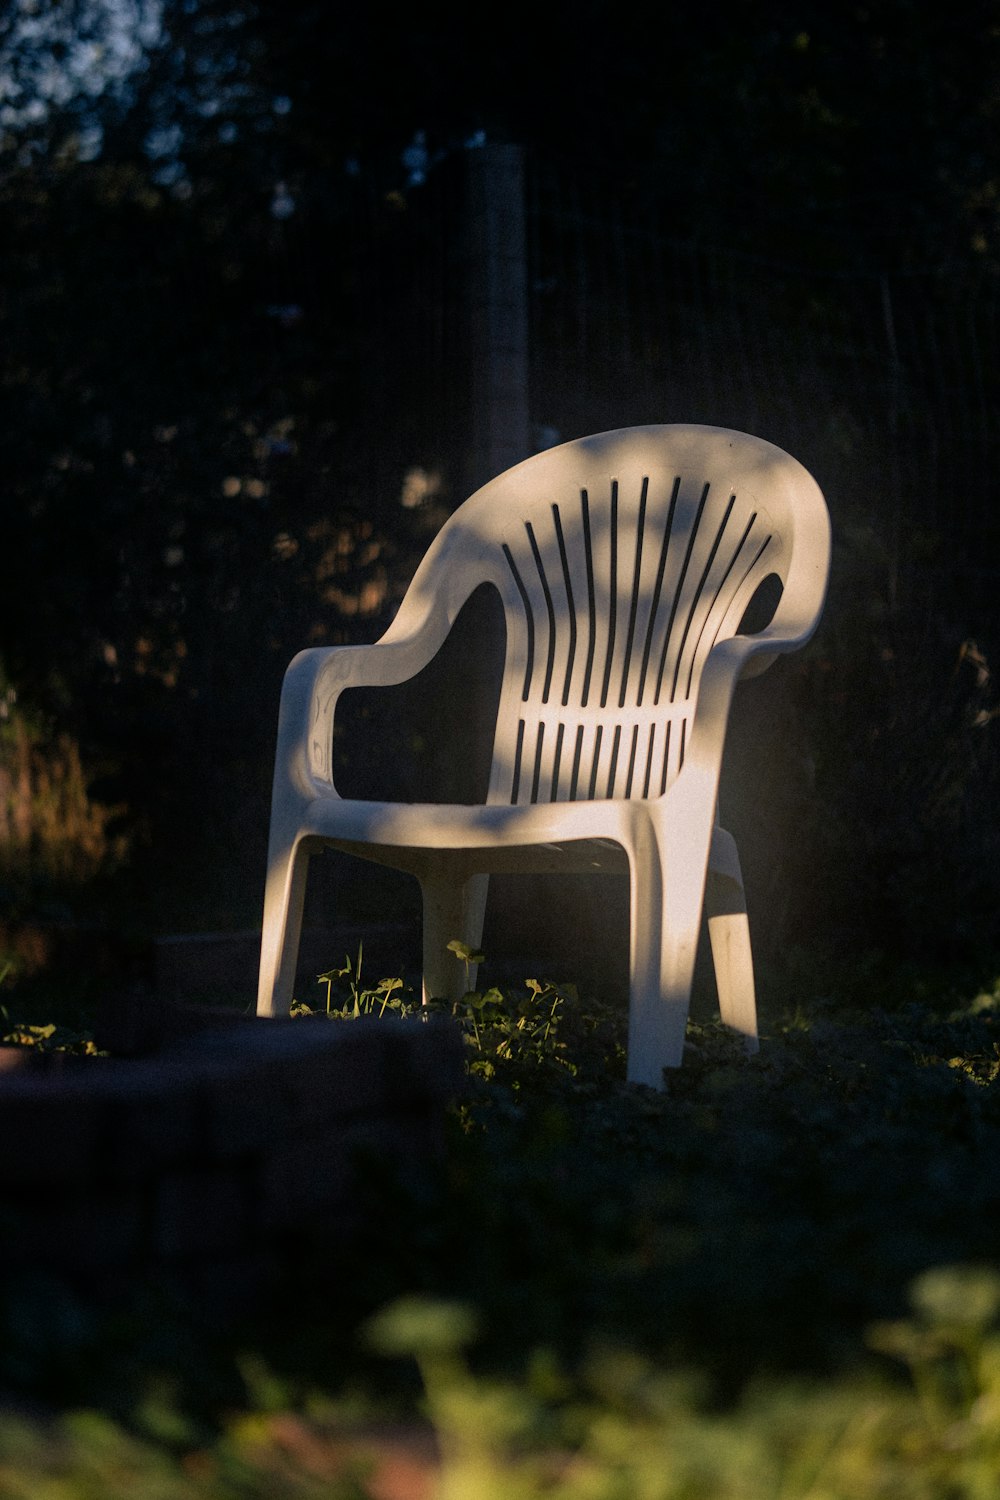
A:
[399, 425, 829, 807]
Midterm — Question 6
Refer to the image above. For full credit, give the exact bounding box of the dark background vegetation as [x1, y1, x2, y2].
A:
[3, 0, 1000, 1008]
[6, 7, 1000, 1485]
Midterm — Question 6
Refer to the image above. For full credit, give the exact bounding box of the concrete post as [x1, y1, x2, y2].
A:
[465, 142, 531, 491]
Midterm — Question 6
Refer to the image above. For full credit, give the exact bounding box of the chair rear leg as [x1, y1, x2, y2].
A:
[419, 869, 489, 1006]
[706, 868, 759, 1053]
[257, 836, 312, 1017]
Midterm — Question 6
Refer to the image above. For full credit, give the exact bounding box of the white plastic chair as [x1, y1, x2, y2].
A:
[256, 425, 830, 1086]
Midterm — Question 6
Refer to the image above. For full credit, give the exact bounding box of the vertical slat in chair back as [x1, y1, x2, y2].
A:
[476, 428, 793, 806]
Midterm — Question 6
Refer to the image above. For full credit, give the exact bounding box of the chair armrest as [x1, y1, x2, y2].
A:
[681, 501, 829, 785]
[274, 631, 448, 800]
[738, 495, 831, 674]
[275, 530, 486, 799]
[734, 614, 818, 680]
[681, 605, 818, 785]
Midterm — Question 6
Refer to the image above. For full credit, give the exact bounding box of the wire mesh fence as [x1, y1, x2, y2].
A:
[525, 150, 1000, 626]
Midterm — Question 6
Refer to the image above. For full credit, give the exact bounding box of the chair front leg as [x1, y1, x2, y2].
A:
[706, 831, 759, 1052]
[419, 866, 490, 1006]
[626, 797, 716, 1087]
[257, 833, 312, 1017]
[624, 828, 693, 1085]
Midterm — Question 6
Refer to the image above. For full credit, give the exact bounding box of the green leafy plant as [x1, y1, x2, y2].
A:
[0, 1016, 103, 1055]
[296, 943, 416, 1020]
[446, 937, 485, 989]
[444, 941, 581, 1069]
[295, 939, 627, 1086]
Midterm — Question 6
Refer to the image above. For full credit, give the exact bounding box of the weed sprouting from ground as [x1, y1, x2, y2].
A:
[293, 941, 628, 1087]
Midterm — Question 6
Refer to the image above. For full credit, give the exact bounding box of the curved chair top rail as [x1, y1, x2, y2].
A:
[383, 425, 831, 806]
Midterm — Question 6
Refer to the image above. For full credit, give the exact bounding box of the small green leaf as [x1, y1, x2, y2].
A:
[448, 939, 486, 965]
[911, 1264, 1000, 1330]
[364, 1297, 479, 1357]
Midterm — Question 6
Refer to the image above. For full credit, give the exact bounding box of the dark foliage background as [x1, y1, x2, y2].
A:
[2, 0, 1000, 998]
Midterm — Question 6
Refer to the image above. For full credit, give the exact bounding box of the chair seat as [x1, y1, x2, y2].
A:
[302, 792, 632, 857]
[303, 795, 746, 882]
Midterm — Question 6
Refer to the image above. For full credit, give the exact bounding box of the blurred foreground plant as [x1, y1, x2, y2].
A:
[4, 1266, 1000, 1498]
[363, 1267, 1000, 1500]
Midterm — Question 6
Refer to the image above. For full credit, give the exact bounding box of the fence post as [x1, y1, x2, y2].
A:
[465, 142, 531, 491]
[880, 273, 902, 613]
[401, 144, 531, 820]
